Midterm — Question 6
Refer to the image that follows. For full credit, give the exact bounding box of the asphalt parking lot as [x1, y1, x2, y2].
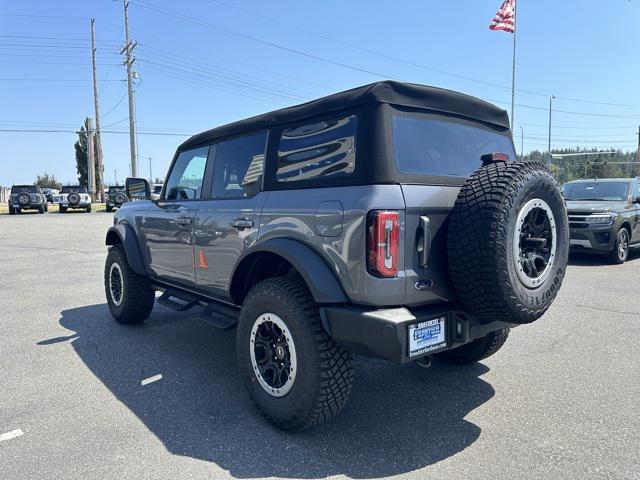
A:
[1, 212, 638, 480]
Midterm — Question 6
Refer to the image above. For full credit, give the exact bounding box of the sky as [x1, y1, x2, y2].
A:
[1, 0, 639, 186]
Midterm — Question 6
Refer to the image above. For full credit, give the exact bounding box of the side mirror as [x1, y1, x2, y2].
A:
[634, 195, 640, 204]
[125, 177, 150, 201]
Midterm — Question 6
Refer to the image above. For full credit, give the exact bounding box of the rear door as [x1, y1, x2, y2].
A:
[139, 146, 210, 287]
[194, 132, 268, 301]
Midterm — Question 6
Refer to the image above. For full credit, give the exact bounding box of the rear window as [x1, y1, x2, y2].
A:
[108, 187, 123, 193]
[61, 186, 87, 193]
[392, 115, 515, 178]
[276, 115, 357, 183]
[11, 186, 37, 194]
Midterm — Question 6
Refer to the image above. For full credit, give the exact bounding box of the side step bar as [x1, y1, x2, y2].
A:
[157, 289, 200, 311]
[155, 287, 239, 330]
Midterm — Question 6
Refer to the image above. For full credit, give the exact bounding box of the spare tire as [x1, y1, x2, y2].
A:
[447, 161, 569, 325]
[17, 193, 31, 206]
[68, 193, 80, 205]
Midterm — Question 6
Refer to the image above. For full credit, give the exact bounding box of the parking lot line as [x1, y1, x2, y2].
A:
[0, 429, 24, 442]
[141, 374, 162, 386]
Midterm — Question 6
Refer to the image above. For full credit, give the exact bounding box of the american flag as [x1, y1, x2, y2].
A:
[489, 0, 516, 33]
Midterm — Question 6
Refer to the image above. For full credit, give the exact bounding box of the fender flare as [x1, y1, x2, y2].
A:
[105, 223, 147, 276]
[231, 238, 348, 304]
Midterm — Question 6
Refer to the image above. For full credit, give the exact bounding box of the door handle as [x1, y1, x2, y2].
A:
[171, 216, 192, 226]
[418, 216, 431, 268]
[230, 218, 254, 229]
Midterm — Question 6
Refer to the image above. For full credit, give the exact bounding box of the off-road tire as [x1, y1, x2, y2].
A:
[436, 329, 510, 364]
[106, 204, 113, 213]
[104, 244, 154, 324]
[86, 204, 92, 213]
[59, 206, 67, 213]
[448, 161, 569, 325]
[608, 227, 629, 264]
[236, 276, 353, 431]
[8, 205, 15, 215]
[38, 203, 45, 214]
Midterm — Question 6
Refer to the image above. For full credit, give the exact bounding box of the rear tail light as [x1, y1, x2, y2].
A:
[481, 152, 510, 165]
[367, 210, 400, 277]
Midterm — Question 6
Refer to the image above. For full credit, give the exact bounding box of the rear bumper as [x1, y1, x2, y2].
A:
[320, 304, 515, 364]
[59, 202, 91, 208]
[11, 202, 43, 209]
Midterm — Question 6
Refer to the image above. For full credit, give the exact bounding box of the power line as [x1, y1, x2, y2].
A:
[101, 92, 128, 118]
[101, 116, 129, 128]
[205, 0, 640, 109]
[0, 128, 191, 136]
[138, 57, 307, 102]
[0, 77, 122, 81]
[0, 12, 88, 20]
[135, 1, 640, 118]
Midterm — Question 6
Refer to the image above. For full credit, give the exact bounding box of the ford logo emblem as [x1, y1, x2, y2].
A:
[414, 279, 433, 291]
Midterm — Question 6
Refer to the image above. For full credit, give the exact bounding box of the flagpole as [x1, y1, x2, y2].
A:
[511, 0, 517, 129]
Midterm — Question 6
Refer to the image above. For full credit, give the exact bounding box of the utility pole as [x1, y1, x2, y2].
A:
[86, 118, 96, 199]
[637, 125, 640, 164]
[90, 19, 104, 202]
[114, 169, 117, 186]
[548, 95, 555, 168]
[519, 126, 524, 160]
[121, 0, 138, 177]
[148, 157, 152, 183]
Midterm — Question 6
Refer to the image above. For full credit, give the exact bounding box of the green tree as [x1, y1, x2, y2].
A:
[74, 123, 89, 187]
[524, 147, 639, 184]
[34, 172, 62, 190]
[74, 119, 99, 188]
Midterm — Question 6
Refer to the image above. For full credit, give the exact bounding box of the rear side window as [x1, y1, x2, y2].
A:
[211, 131, 267, 198]
[393, 115, 515, 178]
[165, 146, 209, 200]
[276, 115, 357, 183]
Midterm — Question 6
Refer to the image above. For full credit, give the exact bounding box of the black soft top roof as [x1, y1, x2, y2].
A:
[180, 80, 510, 150]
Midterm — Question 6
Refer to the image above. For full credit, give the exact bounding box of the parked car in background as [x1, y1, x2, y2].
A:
[8, 185, 48, 214]
[563, 177, 640, 263]
[40, 188, 58, 203]
[150, 183, 163, 200]
[106, 186, 127, 212]
[58, 186, 92, 213]
[104, 81, 570, 431]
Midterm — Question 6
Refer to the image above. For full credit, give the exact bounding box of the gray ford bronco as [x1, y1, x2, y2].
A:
[104, 81, 569, 431]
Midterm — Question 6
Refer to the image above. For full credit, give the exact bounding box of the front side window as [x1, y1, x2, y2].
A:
[211, 132, 267, 198]
[276, 115, 357, 183]
[562, 182, 630, 201]
[165, 146, 209, 200]
[393, 114, 516, 178]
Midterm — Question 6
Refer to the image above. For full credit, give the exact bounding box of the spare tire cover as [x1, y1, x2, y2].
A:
[447, 161, 569, 325]
[68, 193, 80, 205]
[17, 193, 31, 205]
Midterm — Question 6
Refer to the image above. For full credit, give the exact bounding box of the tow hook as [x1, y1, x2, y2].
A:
[416, 357, 432, 369]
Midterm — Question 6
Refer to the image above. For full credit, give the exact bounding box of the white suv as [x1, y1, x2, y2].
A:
[58, 186, 92, 213]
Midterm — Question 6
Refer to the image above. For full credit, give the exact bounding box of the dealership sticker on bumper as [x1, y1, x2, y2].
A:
[408, 317, 446, 357]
